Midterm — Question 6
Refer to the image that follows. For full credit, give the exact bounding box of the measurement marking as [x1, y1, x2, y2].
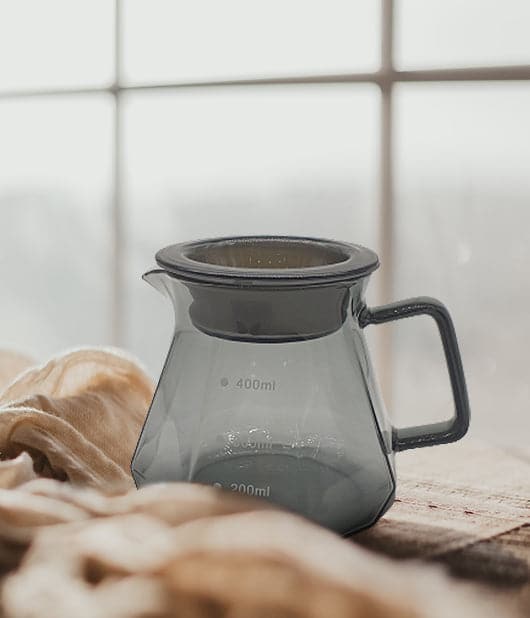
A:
[235, 377, 276, 391]
[229, 482, 271, 498]
[231, 438, 272, 451]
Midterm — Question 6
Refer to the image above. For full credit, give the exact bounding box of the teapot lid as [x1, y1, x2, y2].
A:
[156, 236, 379, 287]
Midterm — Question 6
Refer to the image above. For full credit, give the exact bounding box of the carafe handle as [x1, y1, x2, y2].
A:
[359, 297, 470, 451]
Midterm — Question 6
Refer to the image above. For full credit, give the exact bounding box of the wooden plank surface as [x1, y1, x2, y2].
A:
[355, 440, 530, 588]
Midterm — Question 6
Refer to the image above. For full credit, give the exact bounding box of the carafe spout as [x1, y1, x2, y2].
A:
[142, 269, 175, 299]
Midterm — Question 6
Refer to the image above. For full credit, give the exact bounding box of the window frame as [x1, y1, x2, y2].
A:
[1, 0, 529, 399]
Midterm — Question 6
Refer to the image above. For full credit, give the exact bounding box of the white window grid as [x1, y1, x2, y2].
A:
[1, 0, 529, 397]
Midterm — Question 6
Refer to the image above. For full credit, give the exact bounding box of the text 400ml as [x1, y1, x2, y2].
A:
[235, 377, 276, 391]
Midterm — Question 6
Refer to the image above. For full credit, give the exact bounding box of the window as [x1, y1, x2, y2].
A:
[1, 1, 529, 447]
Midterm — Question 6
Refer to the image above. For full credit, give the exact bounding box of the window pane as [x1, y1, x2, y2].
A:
[393, 83, 530, 448]
[0, 96, 113, 359]
[0, 1, 114, 91]
[123, 86, 379, 373]
[396, 0, 530, 69]
[122, 0, 380, 84]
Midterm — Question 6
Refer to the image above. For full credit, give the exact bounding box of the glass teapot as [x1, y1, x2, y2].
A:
[131, 236, 470, 535]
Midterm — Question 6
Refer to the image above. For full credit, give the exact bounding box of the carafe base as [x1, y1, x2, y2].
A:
[192, 450, 380, 534]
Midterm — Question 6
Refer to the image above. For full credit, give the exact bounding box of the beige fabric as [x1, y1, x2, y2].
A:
[0, 348, 154, 492]
[3, 508, 510, 618]
[0, 348, 527, 618]
[0, 351, 34, 392]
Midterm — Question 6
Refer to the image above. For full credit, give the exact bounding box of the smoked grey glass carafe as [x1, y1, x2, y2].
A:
[131, 236, 470, 535]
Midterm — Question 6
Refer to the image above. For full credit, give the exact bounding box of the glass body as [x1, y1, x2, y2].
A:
[131, 275, 395, 535]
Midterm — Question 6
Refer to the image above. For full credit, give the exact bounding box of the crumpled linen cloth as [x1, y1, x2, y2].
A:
[0, 348, 527, 618]
[0, 348, 153, 492]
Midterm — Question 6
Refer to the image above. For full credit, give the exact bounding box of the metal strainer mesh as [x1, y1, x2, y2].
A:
[186, 238, 349, 270]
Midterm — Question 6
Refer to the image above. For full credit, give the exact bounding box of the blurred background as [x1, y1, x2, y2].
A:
[0, 0, 528, 447]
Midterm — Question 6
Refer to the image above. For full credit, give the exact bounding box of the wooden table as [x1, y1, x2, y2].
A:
[354, 440, 529, 609]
